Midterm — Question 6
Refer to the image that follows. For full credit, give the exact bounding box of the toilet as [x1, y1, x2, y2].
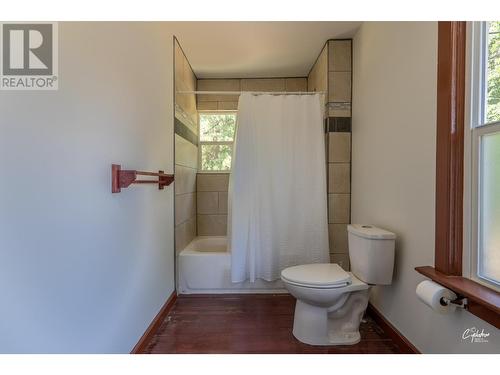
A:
[281, 224, 396, 346]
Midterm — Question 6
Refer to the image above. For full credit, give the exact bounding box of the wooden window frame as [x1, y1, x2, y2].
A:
[415, 21, 500, 329]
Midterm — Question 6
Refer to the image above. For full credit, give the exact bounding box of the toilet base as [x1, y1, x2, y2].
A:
[292, 289, 369, 346]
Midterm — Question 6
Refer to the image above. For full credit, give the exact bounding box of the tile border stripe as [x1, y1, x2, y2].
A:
[175, 117, 198, 146]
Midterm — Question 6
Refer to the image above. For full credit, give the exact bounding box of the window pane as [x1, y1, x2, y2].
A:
[478, 131, 500, 283]
[486, 21, 500, 123]
[199, 114, 236, 142]
[201, 144, 232, 171]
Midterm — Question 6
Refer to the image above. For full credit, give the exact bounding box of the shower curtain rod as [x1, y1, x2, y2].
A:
[176, 90, 325, 95]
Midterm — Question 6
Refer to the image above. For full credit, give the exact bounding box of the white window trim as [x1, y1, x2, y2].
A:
[198, 112, 236, 173]
[464, 21, 500, 292]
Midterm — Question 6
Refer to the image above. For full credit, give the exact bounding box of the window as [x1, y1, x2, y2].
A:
[198, 113, 236, 172]
[467, 21, 500, 290]
[417, 22, 498, 327]
[485, 22, 500, 123]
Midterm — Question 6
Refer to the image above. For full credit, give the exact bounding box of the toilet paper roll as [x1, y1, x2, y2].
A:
[416, 280, 457, 314]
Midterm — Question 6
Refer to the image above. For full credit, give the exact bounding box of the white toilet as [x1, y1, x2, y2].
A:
[281, 224, 396, 346]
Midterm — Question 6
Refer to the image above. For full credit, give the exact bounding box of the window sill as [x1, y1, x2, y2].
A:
[415, 266, 500, 329]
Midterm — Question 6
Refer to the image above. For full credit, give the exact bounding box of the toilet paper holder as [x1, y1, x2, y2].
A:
[440, 296, 468, 309]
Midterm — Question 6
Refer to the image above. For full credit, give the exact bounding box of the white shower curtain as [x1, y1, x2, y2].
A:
[229, 93, 329, 283]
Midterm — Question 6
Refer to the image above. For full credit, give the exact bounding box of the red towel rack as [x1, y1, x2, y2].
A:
[111, 164, 174, 193]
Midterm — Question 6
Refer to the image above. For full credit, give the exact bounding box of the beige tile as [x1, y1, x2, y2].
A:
[198, 79, 240, 91]
[218, 101, 239, 111]
[175, 217, 196, 254]
[175, 42, 198, 130]
[187, 97, 197, 128]
[197, 192, 219, 215]
[174, 43, 184, 89]
[175, 106, 197, 134]
[175, 71, 188, 92]
[307, 68, 316, 92]
[175, 193, 196, 226]
[197, 79, 240, 102]
[325, 133, 329, 164]
[307, 45, 328, 93]
[175, 165, 197, 195]
[197, 173, 230, 192]
[197, 101, 218, 111]
[330, 253, 350, 271]
[328, 193, 350, 223]
[328, 106, 351, 117]
[328, 72, 351, 103]
[174, 225, 184, 255]
[190, 112, 199, 130]
[175, 134, 198, 169]
[175, 39, 195, 93]
[329, 224, 349, 254]
[285, 78, 307, 92]
[175, 91, 191, 126]
[328, 40, 352, 72]
[189, 216, 197, 240]
[184, 58, 196, 91]
[329, 163, 350, 193]
[241, 78, 285, 92]
[329, 133, 351, 163]
[174, 223, 185, 254]
[218, 192, 228, 214]
[197, 215, 227, 236]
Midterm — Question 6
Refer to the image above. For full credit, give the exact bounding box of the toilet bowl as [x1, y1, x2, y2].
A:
[281, 224, 396, 346]
[282, 263, 370, 345]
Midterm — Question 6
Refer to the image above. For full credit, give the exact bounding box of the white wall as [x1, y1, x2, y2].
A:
[0, 22, 176, 353]
[352, 22, 498, 353]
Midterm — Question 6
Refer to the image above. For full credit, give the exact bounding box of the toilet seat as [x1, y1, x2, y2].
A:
[281, 263, 351, 289]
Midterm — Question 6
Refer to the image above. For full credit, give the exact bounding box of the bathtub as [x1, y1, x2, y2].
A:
[178, 236, 286, 294]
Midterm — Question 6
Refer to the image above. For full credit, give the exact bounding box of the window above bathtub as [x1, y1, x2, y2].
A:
[198, 113, 236, 172]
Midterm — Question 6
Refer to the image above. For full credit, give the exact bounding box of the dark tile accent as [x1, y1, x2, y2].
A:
[327, 117, 351, 132]
[175, 117, 198, 146]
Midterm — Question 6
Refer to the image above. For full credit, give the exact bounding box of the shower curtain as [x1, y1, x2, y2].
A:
[229, 93, 329, 283]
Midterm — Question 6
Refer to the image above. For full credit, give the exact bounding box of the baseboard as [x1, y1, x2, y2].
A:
[366, 303, 420, 354]
[131, 291, 177, 354]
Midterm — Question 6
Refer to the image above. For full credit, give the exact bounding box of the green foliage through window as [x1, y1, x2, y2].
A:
[201, 144, 232, 171]
[199, 113, 236, 171]
[200, 113, 236, 142]
[487, 22, 500, 123]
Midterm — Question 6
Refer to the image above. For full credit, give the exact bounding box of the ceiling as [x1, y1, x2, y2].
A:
[171, 22, 362, 78]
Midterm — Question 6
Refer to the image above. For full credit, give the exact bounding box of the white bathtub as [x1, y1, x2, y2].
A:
[178, 236, 286, 294]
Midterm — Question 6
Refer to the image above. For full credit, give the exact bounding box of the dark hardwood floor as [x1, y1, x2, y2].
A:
[142, 294, 401, 354]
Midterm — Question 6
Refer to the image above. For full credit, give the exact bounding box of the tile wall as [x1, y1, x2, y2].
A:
[176, 37, 352, 268]
[308, 39, 352, 270]
[307, 44, 328, 97]
[197, 174, 229, 236]
[174, 39, 198, 255]
[197, 77, 308, 111]
[195, 77, 308, 236]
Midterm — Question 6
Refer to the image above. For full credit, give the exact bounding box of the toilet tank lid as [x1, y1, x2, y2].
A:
[348, 224, 396, 240]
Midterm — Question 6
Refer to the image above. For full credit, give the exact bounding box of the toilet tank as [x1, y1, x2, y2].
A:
[347, 224, 396, 285]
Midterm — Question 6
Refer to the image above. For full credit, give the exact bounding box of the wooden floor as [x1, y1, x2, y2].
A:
[142, 294, 401, 354]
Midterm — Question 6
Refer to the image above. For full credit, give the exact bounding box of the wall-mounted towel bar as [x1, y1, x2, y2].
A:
[111, 164, 174, 193]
